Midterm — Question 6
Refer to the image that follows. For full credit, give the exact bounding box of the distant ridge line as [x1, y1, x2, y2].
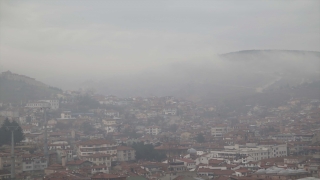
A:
[220, 49, 320, 56]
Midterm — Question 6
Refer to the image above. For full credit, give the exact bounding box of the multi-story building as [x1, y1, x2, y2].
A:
[76, 139, 118, 159]
[25, 99, 59, 110]
[116, 146, 136, 161]
[145, 126, 161, 135]
[0, 152, 23, 174]
[211, 125, 232, 137]
[91, 165, 109, 174]
[83, 153, 112, 168]
[259, 143, 288, 158]
[102, 119, 116, 126]
[163, 108, 177, 116]
[60, 111, 72, 119]
[212, 143, 288, 162]
[22, 154, 47, 172]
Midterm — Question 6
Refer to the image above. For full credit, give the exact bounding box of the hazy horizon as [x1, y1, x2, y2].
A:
[1, 0, 320, 91]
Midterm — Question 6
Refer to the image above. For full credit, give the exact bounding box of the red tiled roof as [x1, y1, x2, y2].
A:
[91, 173, 126, 179]
[78, 139, 115, 146]
[117, 146, 134, 151]
[197, 168, 234, 175]
[176, 158, 195, 163]
[66, 160, 89, 165]
[235, 168, 250, 173]
[209, 159, 224, 165]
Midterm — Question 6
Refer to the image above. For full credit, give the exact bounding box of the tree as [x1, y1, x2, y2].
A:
[131, 142, 166, 162]
[195, 133, 205, 143]
[123, 129, 142, 139]
[81, 121, 95, 134]
[0, 118, 24, 146]
[168, 124, 178, 132]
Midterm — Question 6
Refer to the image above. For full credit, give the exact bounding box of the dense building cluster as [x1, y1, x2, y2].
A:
[0, 88, 320, 180]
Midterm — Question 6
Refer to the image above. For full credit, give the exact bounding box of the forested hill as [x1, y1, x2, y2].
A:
[0, 71, 62, 103]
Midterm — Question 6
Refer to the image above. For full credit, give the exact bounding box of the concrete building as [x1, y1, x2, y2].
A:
[26, 99, 59, 110]
[22, 154, 47, 172]
[211, 125, 232, 137]
[145, 126, 161, 135]
[116, 146, 136, 161]
[212, 143, 288, 162]
[76, 139, 117, 158]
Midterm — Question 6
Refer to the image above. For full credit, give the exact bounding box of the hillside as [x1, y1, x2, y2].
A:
[82, 50, 320, 106]
[0, 71, 62, 103]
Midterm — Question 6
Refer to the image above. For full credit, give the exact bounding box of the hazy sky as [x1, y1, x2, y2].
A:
[0, 0, 319, 87]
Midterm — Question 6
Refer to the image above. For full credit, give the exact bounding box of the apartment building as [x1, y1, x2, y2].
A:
[22, 154, 47, 172]
[76, 139, 118, 158]
[211, 125, 232, 137]
[116, 146, 136, 161]
[212, 143, 288, 162]
[163, 108, 177, 116]
[83, 153, 112, 167]
[25, 99, 59, 110]
[0, 152, 23, 174]
[145, 126, 161, 135]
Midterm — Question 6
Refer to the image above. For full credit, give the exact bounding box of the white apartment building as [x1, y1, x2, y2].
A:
[26, 99, 59, 110]
[77, 139, 118, 158]
[91, 165, 109, 174]
[60, 111, 72, 119]
[211, 143, 288, 162]
[102, 119, 116, 126]
[105, 125, 117, 134]
[145, 126, 161, 135]
[163, 108, 177, 116]
[259, 143, 288, 158]
[211, 125, 232, 137]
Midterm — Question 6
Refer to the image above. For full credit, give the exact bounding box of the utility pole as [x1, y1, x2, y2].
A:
[6, 126, 18, 180]
[41, 106, 50, 164]
[44, 108, 48, 160]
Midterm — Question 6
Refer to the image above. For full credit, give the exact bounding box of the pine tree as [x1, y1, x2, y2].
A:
[0, 118, 24, 146]
[0, 118, 11, 145]
[10, 120, 24, 144]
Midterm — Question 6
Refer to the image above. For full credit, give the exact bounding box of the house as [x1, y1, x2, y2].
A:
[44, 163, 65, 175]
[234, 168, 250, 177]
[105, 124, 118, 134]
[60, 111, 73, 119]
[105, 110, 120, 118]
[21, 125, 32, 134]
[48, 141, 71, 150]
